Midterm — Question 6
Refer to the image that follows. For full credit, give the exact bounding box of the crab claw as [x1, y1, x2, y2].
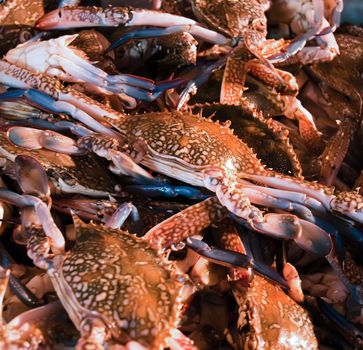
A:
[0, 89, 117, 137]
[0, 244, 44, 308]
[0, 190, 64, 254]
[7, 127, 85, 155]
[176, 58, 227, 110]
[268, 0, 326, 63]
[185, 237, 288, 289]
[15, 155, 50, 199]
[231, 213, 332, 256]
[36, 6, 229, 44]
[240, 172, 363, 225]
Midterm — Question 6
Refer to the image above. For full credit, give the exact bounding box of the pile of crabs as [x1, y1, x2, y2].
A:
[0, 0, 363, 349]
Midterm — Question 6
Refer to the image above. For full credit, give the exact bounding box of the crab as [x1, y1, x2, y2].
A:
[267, 0, 343, 65]
[5, 99, 348, 258]
[3, 30, 180, 103]
[186, 219, 318, 349]
[298, 28, 363, 185]
[0, 154, 231, 349]
[33, 2, 327, 148]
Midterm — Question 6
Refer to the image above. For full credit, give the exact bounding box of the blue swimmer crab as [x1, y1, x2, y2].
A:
[0, 155, 230, 349]
[6, 98, 357, 257]
[33, 1, 328, 149]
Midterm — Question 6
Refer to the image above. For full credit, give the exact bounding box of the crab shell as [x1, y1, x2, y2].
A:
[48, 216, 185, 349]
[111, 109, 267, 186]
[190, 0, 270, 39]
[233, 275, 318, 350]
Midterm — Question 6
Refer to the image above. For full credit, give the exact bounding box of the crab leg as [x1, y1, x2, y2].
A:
[0, 89, 118, 137]
[0, 59, 126, 121]
[203, 167, 332, 255]
[185, 237, 288, 289]
[240, 172, 363, 224]
[5, 35, 157, 91]
[0, 155, 65, 254]
[0, 60, 178, 121]
[107, 25, 193, 52]
[36, 6, 229, 45]
[316, 297, 363, 346]
[125, 184, 209, 200]
[0, 190, 64, 254]
[176, 57, 228, 110]
[7, 127, 156, 182]
[144, 197, 227, 252]
[320, 0, 344, 34]
[270, 18, 340, 64]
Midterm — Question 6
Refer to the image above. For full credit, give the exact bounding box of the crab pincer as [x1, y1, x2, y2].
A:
[35, 6, 229, 45]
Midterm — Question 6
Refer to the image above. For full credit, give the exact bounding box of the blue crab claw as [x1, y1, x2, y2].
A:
[125, 184, 209, 200]
[0, 89, 117, 137]
[240, 173, 363, 224]
[15, 155, 50, 199]
[0, 192, 65, 254]
[105, 202, 133, 229]
[294, 219, 332, 256]
[36, 7, 229, 45]
[2, 117, 93, 138]
[107, 25, 193, 52]
[105, 202, 145, 235]
[185, 237, 288, 289]
[0, 244, 45, 308]
[7, 127, 85, 155]
[231, 213, 332, 256]
[317, 297, 363, 345]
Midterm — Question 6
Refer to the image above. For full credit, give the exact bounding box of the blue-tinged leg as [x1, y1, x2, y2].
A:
[107, 25, 192, 52]
[185, 237, 288, 289]
[2, 118, 93, 138]
[310, 213, 363, 261]
[125, 184, 210, 200]
[0, 89, 118, 137]
[0, 243, 44, 308]
[177, 57, 227, 110]
[105, 78, 184, 101]
[317, 297, 363, 346]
